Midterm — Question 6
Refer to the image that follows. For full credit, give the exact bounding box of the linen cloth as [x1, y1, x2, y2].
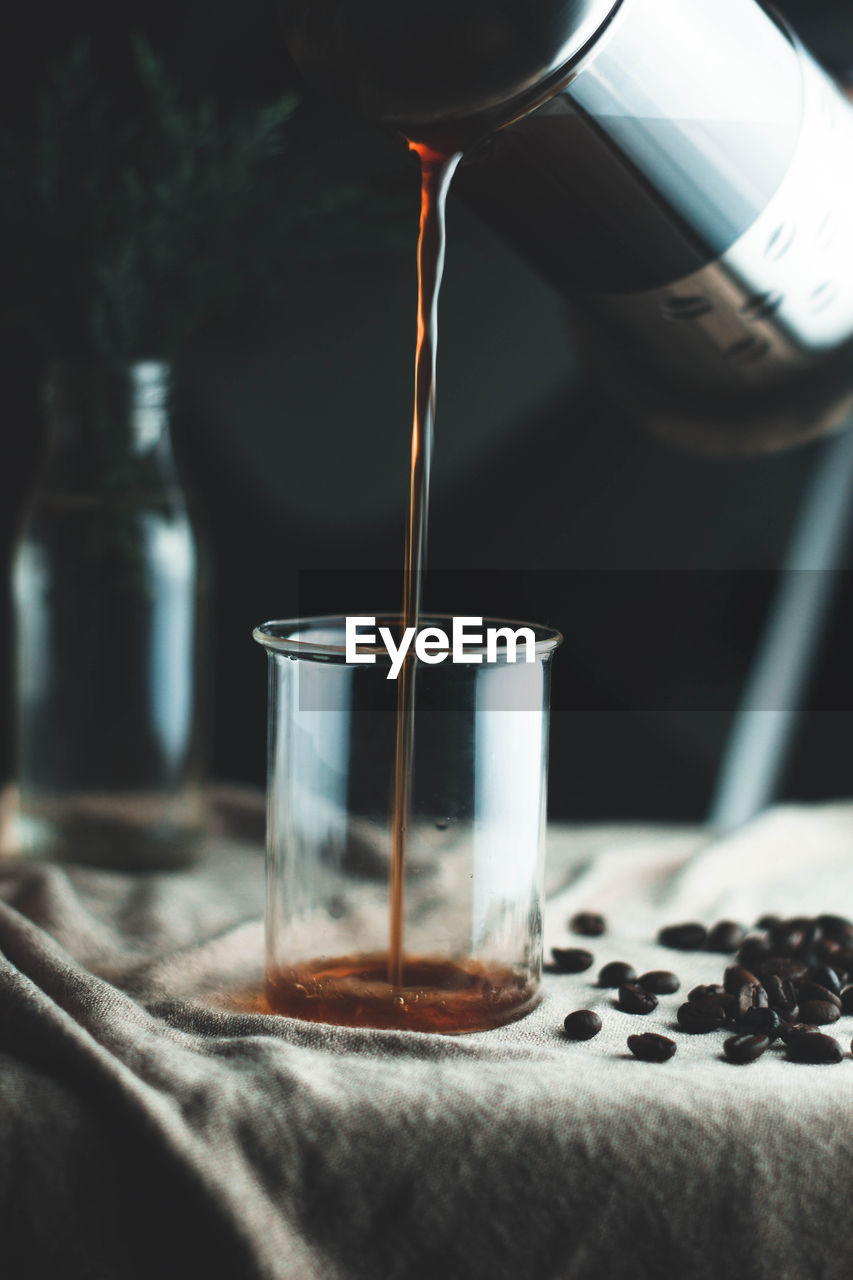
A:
[2, 788, 853, 1280]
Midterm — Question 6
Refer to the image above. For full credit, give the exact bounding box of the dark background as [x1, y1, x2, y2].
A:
[3, 0, 853, 822]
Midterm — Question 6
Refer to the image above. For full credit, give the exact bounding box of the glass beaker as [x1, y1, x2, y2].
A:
[254, 614, 561, 1033]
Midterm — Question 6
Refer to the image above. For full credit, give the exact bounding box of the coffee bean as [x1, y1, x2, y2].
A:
[563, 1010, 602, 1041]
[598, 961, 637, 988]
[677, 1002, 724, 1034]
[763, 975, 798, 1020]
[816, 914, 853, 945]
[639, 970, 681, 995]
[688, 984, 726, 1002]
[755, 914, 781, 930]
[798, 1000, 841, 1026]
[724, 965, 759, 996]
[840, 986, 853, 1015]
[770, 921, 809, 956]
[551, 948, 595, 974]
[737, 933, 773, 969]
[814, 938, 842, 965]
[627, 1033, 677, 1063]
[569, 912, 606, 937]
[658, 922, 708, 951]
[617, 983, 658, 1015]
[796, 981, 841, 1010]
[737, 981, 769, 1017]
[810, 966, 842, 997]
[736, 1007, 782, 1042]
[779, 1023, 818, 1045]
[724, 1034, 770, 1064]
[786, 1032, 843, 1064]
[707, 921, 746, 953]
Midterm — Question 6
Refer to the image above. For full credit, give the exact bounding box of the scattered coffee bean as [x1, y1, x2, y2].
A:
[770, 921, 809, 956]
[798, 999, 841, 1026]
[811, 966, 842, 997]
[840, 986, 853, 1015]
[617, 983, 658, 1015]
[569, 912, 606, 937]
[779, 1023, 818, 1045]
[551, 948, 595, 974]
[639, 971, 680, 995]
[658, 922, 708, 951]
[723, 1034, 770, 1064]
[737, 981, 769, 1017]
[763, 974, 798, 1020]
[677, 1002, 724, 1034]
[816, 914, 853, 945]
[688, 984, 726, 1002]
[563, 1010, 602, 1041]
[707, 921, 746, 953]
[737, 933, 773, 969]
[628, 1033, 677, 1063]
[724, 965, 759, 995]
[598, 961, 637, 988]
[736, 1007, 782, 1042]
[796, 981, 841, 1010]
[786, 1032, 843, 1064]
[755, 914, 781, 930]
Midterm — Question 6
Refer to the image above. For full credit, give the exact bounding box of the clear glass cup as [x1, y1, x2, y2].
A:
[254, 613, 561, 1033]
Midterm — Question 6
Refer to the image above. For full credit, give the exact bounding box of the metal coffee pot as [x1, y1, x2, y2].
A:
[281, 1, 853, 452]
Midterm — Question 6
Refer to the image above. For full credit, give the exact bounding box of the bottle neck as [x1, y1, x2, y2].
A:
[40, 362, 178, 490]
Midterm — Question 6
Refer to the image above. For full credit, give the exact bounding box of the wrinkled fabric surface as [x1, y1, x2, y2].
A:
[2, 789, 853, 1280]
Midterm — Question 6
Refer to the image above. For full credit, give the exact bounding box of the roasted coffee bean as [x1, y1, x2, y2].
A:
[686, 983, 722, 1003]
[627, 1033, 677, 1063]
[688, 984, 726, 1002]
[770, 920, 811, 955]
[598, 961, 637, 988]
[569, 912, 606, 938]
[551, 948, 595, 974]
[677, 1002, 724, 1034]
[764, 975, 798, 1020]
[736, 1007, 782, 1042]
[723, 1034, 770, 1064]
[798, 999, 841, 1026]
[724, 965, 760, 996]
[779, 1022, 818, 1045]
[811, 966, 842, 997]
[737, 933, 772, 969]
[617, 983, 658, 1015]
[840, 986, 853, 1015]
[707, 921, 746, 953]
[786, 1032, 843, 1064]
[563, 1010, 602, 1041]
[639, 970, 680, 995]
[658, 922, 708, 951]
[796, 981, 841, 1010]
[755, 914, 781, 930]
[816, 914, 853, 945]
[737, 981, 769, 1017]
[814, 938, 843, 965]
[833, 949, 853, 981]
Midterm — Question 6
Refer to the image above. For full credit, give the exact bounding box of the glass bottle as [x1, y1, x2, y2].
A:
[10, 362, 211, 868]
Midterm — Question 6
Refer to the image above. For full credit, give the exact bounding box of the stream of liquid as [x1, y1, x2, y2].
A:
[387, 144, 461, 986]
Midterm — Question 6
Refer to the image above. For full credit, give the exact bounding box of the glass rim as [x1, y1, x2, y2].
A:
[253, 613, 563, 660]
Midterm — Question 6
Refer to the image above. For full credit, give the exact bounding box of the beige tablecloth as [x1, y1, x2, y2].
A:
[1, 789, 852, 1279]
